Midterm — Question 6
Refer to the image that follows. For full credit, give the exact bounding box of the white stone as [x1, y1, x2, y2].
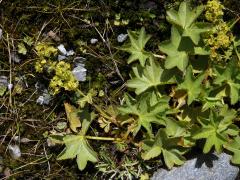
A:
[58, 55, 66, 61]
[57, 44, 67, 55]
[8, 144, 21, 159]
[36, 91, 51, 105]
[90, 38, 98, 44]
[66, 50, 75, 56]
[117, 34, 128, 43]
[72, 64, 87, 82]
[8, 83, 13, 90]
[11, 53, 21, 63]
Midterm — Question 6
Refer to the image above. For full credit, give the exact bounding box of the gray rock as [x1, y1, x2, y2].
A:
[58, 54, 66, 61]
[11, 53, 21, 63]
[57, 44, 74, 59]
[36, 90, 51, 105]
[7, 83, 13, 90]
[151, 153, 239, 180]
[35, 82, 46, 90]
[72, 57, 87, 82]
[90, 38, 98, 44]
[117, 34, 128, 43]
[72, 64, 87, 82]
[66, 49, 75, 56]
[0, 28, 2, 40]
[8, 144, 21, 159]
[57, 44, 67, 55]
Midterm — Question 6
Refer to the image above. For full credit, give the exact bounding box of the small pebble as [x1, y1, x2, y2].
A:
[58, 55, 66, 61]
[72, 64, 87, 82]
[57, 44, 67, 55]
[11, 53, 21, 63]
[90, 38, 98, 44]
[35, 82, 45, 90]
[36, 96, 44, 105]
[7, 83, 13, 90]
[36, 90, 51, 105]
[8, 144, 21, 159]
[117, 34, 128, 43]
[66, 50, 75, 56]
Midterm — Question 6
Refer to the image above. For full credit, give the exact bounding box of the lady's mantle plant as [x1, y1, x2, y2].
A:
[53, 0, 240, 171]
[35, 42, 79, 94]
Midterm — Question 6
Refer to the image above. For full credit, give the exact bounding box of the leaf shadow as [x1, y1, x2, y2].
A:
[195, 153, 219, 168]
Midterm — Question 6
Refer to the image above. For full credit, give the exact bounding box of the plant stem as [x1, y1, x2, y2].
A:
[85, 135, 122, 141]
[6, 33, 12, 107]
[153, 53, 166, 59]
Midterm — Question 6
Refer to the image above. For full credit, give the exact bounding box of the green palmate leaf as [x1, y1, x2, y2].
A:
[202, 97, 223, 111]
[57, 135, 98, 170]
[141, 140, 161, 160]
[193, 108, 238, 154]
[118, 93, 170, 137]
[127, 58, 176, 95]
[0, 86, 7, 96]
[193, 46, 210, 55]
[58, 109, 97, 170]
[165, 118, 187, 138]
[122, 27, 151, 66]
[166, 2, 210, 44]
[224, 136, 240, 164]
[213, 60, 240, 104]
[142, 129, 186, 169]
[178, 66, 205, 105]
[77, 89, 97, 108]
[159, 26, 189, 71]
[79, 110, 96, 135]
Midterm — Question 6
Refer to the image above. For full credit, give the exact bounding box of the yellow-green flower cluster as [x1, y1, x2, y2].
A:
[34, 42, 78, 94]
[35, 59, 47, 72]
[207, 22, 233, 58]
[35, 42, 58, 57]
[35, 42, 58, 73]
[205, 0, 224, 23]
[204, 0, 234, 59]
[49, 61, 79, 94]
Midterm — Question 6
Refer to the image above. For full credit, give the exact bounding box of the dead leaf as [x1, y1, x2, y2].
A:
[47, 30, 60, 41]
[64, 102, 81, 132]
